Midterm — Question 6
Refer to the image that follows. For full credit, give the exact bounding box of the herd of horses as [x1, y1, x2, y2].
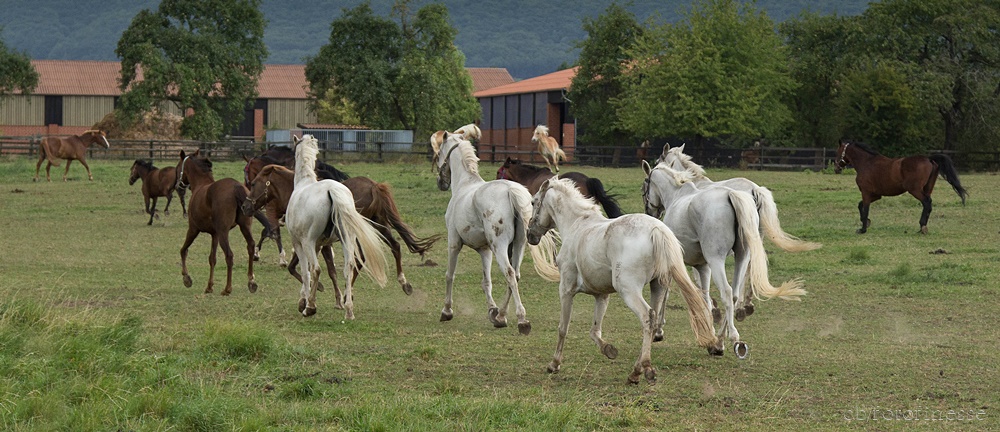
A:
[39, 126, 968, 384]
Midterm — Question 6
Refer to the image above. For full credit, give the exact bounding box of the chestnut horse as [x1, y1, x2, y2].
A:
[496, 157, 623, 218]
[242, 165, 439, 298]
[531, 125, 567, 173]
[835, 141, 967, 234]
[34, 130, 110, 182]
[129, 159, 187, 225]
[176, 150, 266, 295]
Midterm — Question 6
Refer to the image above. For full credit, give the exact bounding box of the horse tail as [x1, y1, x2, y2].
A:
[752, 186, 822, 252]
[554, 146, 567, 164]
[730, 190, 806, 301]
[370, 181, 441, 257]
[328, 187, 388, 287]
[929, 154, 968, 205]
[650, 224, 717, 349]
[585, 178, 624, 218]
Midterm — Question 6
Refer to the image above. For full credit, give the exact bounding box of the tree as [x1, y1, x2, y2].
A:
[568, 3, 643, 147]
[0, 30, 39, 99]
[305, 1, 479, 137]
[115, 0, 268, 140]
[616, 0, 795, 147]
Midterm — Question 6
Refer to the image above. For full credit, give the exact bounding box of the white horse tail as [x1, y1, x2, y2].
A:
[730, 190, 806, 301]
[328, 187, 389, 287]
[650, 224, 717, 348]
[753, 186, 822, 252]
[531, 229, 561, 282]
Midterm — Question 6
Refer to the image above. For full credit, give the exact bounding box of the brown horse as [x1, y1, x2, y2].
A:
[835, 141, 967, 234]
[176, 150, 265, 295]
[34, 130, 110, 182]
[496, 157, 623, 218]
[241, 165, 439, 300]
[531, 125, 567, 173]
[129, 159, 187, 225]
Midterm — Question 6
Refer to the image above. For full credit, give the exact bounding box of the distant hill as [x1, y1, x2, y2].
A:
[0, 0, 867, 80]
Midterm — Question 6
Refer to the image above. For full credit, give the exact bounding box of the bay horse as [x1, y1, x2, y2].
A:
[526, 178, 719, 384]
[835, 141, 968, 234]
[286, 135, 388, 320]
[496, 157, 624, 218]
[34, 130, 110, 182]
[241, 164, 439, 298]
[175, 150, 264, 295]
[531, 125, 567, 173]
[659, 144, 822, 252]
[433, 132, 553, 334]
[129, 159, 187, 225]
[641, 161, 806, 358]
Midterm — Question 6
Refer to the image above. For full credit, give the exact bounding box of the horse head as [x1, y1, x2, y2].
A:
[531, 125, 548, 144]
[527, 179, 555, 245]
[496, 157, 518, 180]
[834, 141, 851, 174]
[242, 165, 274, 215]
[640, 160, 665, 219]
[82, 130, 110, 148]
[129, 159, 152, 185]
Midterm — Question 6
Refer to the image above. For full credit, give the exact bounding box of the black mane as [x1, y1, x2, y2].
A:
[846, 140, 880, 156]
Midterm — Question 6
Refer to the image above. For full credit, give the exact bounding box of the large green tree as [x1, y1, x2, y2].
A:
[616, 0, 794, 147]
[0, 31, 39, 99]
[568, 3, 643, 147]
[305, 1, 479, 137]
[115, 0, 268, 140]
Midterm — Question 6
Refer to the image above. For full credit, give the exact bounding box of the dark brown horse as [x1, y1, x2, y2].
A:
[129, 159, 187, 225]
[34, 130, 110, 182]
[835, 141, 967, 234]
[496, 157, 624, 218]
[176, 150, 267, 295]
[241, 165, 439, 301]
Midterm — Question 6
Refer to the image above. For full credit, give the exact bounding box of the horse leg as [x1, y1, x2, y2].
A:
[547, 282, 577, 374]
[239, 220, 257, 293]
[62, 159, 72, 182]
[207, 234, 222, 295]
[339, 242, 357, 321]
[440, 238, 462, 322]
[178, 187, 188, 217]
[619, 285, 657, 384]
[918, 195, 932, 234]
[34, 154, 44, 182]
[695, 265, 719, 326]
[78, 158, 93, 181]
[731, 248, 753, 321]
[295, 245, 320, 316]
[590, 294, 618, 358]
[45, 161, 53, 182]
[144, 195, 154, 225]
[149, 197, 160, 224]
[477, 248, 504, 328]
[857, 196, 879, 234]
[382, 228, 411, 295]
[252, 211, 270, 261]
[650, 278, 670, 342]
[495, 246, 529, 334]
[708, 260, 740, 355]
[163, 193, 172, 216]
[321, 246, 341, 307]
[274, 218, 287, 267]
[179, 228, 199, 288]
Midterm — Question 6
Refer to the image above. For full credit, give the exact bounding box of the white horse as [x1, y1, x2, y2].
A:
[531, 125, 567, 173]
[285, 134, 389, 319]
[641, 161, 806, 358]
[433, 132, 552, 335]
[658, 143, 822, 253]
[526, 178, 719, 384]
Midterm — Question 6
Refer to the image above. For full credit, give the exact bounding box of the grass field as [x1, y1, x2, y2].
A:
[0, 154, 997, 431]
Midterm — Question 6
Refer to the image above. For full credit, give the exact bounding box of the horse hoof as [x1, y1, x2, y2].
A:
[653, 331, 664, 343]
[183, 275, 193, 288]
[602, 344, 619, 360]
[708, 346, 724, 357]
[518, 322, 531, 335]
[279, 261, 288, 269]
[316, 282, 325, 292]
[919, 226, 929, 235]
[644, 369, 656, 384]
[856, 229, 867, 234]
[248, 280, 258, 293]
[220, 288, 231, 296]
[298, 298, 306, 313]
[401, 282, 413, 296]
[303, 307, 317, 317]
[734, 341, 749, 359]
[488, 307, 507, 328]
[546, 363, 560, 374]
[627, 373, 641, 385]
[147, 220, 153, 226]
[744, 304, 755, 317]
[440, 311, 453, 322]
[735, 308, 746, 322]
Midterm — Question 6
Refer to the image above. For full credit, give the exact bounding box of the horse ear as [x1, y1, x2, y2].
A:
[678, 143, 686, 152]
[179, 150, 186, 159]
[641, 159, 653, 176]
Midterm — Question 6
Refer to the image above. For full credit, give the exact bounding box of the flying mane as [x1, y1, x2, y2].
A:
[664, 147, 707, 179]
[294, 135, 319, 186]
[548, 177, 602, 216]
[450, 138, 481, 176]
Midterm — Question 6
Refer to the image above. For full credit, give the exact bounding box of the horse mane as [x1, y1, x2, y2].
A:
[847, 141, 880, 156]
[655, 164, 695, 185]
[294, 135, 319, 183]
[316, 160, 350, 181]
[534, 125, 549, 136]
[134, 159, 155, 170]
[191, 156, 213, 173]
[548, 177, 601, 215]
[448, 138, 480, 176]
[665, 147, 707, 179]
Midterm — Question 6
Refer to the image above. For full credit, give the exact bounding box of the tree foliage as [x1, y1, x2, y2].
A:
[305, 1, 479, 137]
[616, 0, 794, 147]
[0, 31, 39, 99]
[568, 3, 643, 146]
[115, 0, 268, 140]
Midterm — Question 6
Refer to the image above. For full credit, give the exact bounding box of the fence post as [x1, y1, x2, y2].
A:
[377, 142, 383, 162]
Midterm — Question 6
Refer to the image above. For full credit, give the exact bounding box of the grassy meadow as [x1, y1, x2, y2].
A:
[0, 154, 997, 431]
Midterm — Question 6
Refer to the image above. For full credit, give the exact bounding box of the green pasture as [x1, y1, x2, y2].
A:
[0, 155, 996, 430]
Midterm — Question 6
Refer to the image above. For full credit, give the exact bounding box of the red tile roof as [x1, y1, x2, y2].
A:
[28, 60, 514, 100]
[474, 67, 578, 98]
[466, 68, 515, 93]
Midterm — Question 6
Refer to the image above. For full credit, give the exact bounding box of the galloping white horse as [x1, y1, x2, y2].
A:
[531, 125, 567, 173]
[526, 178, 719, 383]
[433, 132, 550, 335]
[641, 161, 806, 358]
[285, 135, 388, 319]
[658, 144, 821, 252]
